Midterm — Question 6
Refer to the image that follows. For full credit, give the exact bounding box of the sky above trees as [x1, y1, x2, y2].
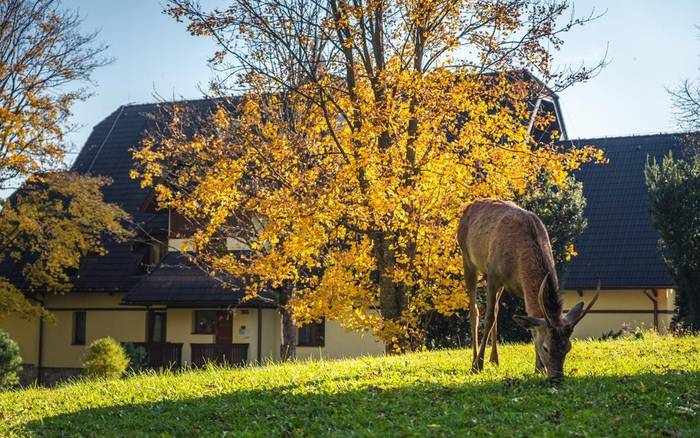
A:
[64, 0, 700, 159]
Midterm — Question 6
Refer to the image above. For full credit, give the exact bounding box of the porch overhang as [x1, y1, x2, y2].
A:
[122, 252, 277, 308]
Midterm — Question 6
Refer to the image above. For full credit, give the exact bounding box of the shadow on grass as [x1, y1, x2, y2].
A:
[20, 371, 700, 437]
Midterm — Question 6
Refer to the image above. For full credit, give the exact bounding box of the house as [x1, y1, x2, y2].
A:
[1, 99, 387, 385]
[0, 90, 681, 385]
[561, 133, 682, 338]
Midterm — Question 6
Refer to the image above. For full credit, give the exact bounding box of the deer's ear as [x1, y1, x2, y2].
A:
[564, 302, 585, 325]
[513, 315, 546, 329]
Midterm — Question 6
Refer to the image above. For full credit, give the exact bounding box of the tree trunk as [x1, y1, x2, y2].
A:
[278, 286, 297, 361]
[374, 233, 410, 353]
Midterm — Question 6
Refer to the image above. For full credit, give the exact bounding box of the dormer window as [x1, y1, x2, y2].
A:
[134, 240, 167, 275]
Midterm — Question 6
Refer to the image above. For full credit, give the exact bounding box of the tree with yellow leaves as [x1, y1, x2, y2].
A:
[0, 0, 130, 319]
[135, 0, 604, 354]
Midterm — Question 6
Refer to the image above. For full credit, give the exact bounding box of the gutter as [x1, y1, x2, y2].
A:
[121, 299, 278, 309]
[565, 284, 675, 291]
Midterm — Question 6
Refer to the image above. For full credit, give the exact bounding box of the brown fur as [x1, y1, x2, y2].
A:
[457, 198, 597, 379]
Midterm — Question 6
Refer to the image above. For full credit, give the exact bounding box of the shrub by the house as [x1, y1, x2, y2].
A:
[122, 342, 147, 372]
[0, 330, 22, 390]
[82, 337, 129, 379]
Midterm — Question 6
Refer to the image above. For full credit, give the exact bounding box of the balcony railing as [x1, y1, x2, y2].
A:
[132, 342, 183, 369]
[190, 343, 249, 367]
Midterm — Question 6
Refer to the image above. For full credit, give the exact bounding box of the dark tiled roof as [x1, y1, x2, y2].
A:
[11, 94, 679, 296]
[71, 99, 224, 211]
[65, 99, 222, 292]
[563, 133, 684, 290]
[2, 97, 239, 295]
[123, 252, 277, 307]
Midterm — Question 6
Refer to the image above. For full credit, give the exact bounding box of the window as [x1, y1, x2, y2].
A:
[72, 311, 86, 345]
[298, 319, 325, 347]
[146, 242, 166, 268]
[193, 310, 218, 334]
[148, 311, 167, 343]
[133, 240, 166, 275]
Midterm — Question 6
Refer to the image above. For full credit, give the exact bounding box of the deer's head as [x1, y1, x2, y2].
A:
[514, 276, 600, 379]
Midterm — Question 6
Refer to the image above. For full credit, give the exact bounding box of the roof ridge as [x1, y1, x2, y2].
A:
[567, 131, 698, 143]
[121, 96, 235, 110]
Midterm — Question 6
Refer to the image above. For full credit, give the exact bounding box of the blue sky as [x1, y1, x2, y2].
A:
[65, 0, 700, 158]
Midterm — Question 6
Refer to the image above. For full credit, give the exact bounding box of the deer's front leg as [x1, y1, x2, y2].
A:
[535, 348, 545, 373]
[470, 301, 481, 372]
[489, 287, 505, 365]
[464, 266, 480, 372]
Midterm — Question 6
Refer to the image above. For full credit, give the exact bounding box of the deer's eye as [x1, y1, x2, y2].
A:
[542, 345, 549, 353]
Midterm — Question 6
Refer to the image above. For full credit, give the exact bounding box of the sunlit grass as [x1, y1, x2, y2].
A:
[1, 333, 699, 437]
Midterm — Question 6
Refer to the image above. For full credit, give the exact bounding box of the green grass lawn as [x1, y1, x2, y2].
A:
[1, 333, 699, 437]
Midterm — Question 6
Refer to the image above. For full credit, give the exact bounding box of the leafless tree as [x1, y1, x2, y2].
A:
[0, 0, 111, 189]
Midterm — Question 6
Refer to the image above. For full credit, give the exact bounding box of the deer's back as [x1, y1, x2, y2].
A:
[458, 198, 555, 290]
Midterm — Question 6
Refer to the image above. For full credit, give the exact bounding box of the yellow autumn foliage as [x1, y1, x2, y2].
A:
[0, 1, 130, 319]
[138, 0, 603, 349]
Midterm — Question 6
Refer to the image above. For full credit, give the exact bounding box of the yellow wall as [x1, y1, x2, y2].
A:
[0, 287, 679, 372]
[231, 308, 280, 363]
[0, 293, 148, 370]
[0, 314, 39, 366]
[261, 308, 281, 362]
[163, 308, 383, 364]
[297, 319, 384, 360]
[166, 308, 216, 366]
[165, 308, 282, 365]
[42, 293, 147, 368]
[562, 288, 675, 339]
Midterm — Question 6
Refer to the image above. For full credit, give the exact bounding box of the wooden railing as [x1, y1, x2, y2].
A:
[132, 342, 183, 369]
[190, 343, 249, 367]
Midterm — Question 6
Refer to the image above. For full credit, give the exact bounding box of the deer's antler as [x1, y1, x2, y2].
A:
[567, 280, 601, 328]
[537, 273, 557, 327]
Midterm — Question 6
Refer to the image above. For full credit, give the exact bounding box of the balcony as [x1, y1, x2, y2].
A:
[191, 343, 249, 367]
[132, 342, 183, 369]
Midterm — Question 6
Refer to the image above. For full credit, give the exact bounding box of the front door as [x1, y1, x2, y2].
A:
[215, 311, 233, 344]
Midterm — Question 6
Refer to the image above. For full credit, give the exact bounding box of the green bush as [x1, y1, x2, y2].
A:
[645, 151, 700, 330]
[122, 342, 148, 372]
[0, 330, 22, 390]
[82, 337, 129, 379]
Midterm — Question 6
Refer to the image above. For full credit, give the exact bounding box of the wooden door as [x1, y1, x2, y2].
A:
[215, 311, 233, 344]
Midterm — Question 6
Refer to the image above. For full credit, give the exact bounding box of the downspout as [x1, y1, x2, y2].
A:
[257, 304, 262, 364]
[29, 293, 46, 385]
[37, 314, 44, 385]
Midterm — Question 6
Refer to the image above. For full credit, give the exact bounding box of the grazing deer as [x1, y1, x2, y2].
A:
[457, 198, 599, 379]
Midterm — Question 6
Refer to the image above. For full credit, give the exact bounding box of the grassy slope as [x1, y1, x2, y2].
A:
[1, 334, 699, 437]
